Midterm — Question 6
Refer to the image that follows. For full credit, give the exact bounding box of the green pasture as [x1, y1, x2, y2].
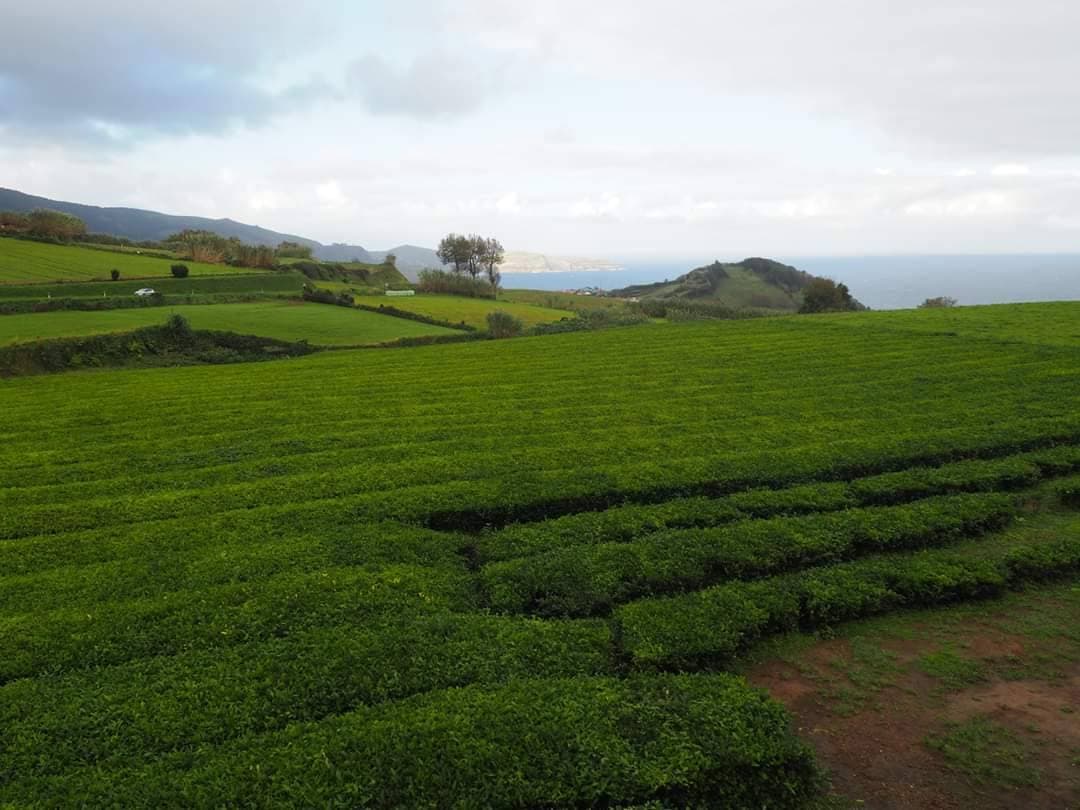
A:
[0, 302, 1078, 806]
[352, 292, 572, 328]
[0, 300, 456, 346]
[0, 271, 306, 300]
[0, 236, 262, 284]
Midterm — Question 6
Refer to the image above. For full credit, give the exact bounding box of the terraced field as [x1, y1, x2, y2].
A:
[352, 291, 571, 328]
[0, 300, 458, 347]
[0, 271, 305, 300]
[1, 303, 1078, 806]
[0, 237, 259, 283]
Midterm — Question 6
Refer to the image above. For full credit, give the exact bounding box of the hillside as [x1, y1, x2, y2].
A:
[0, 188, 440, 277]
[612, 257, 852, 310]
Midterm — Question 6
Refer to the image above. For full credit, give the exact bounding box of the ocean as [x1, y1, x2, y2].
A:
[500, 254, 1080, 311]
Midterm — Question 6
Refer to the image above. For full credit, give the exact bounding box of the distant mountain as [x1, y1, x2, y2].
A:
[612, 257, 860, 311]
[0, 188, 440, 279]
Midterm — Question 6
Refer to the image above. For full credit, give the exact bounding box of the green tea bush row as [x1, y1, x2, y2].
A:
[615, 534, 1080, 667]
[0, 615, 611, 779]
[1055, 475, 1080, 507]
[4, 675, 817, 809]
[0, 565, 473, 684]
[0, 521, 467, 614]
[481, 493, 1015, 617]
[478, 451, 1065, 564]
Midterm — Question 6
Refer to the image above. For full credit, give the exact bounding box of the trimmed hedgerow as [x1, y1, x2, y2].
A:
[0, 614, 612, 779]
[6, 675, 818, 809]
[615, 534, 1080, 668]
[481, 493, 1016, 617]
[477, 452, 1059, 564]
[1055, 475, 1080, 508]
[0, 565, 474, 684]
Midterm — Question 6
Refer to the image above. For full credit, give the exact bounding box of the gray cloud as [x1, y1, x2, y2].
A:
[347, 50, 524, 119]
[438, 0, 1080, 158]
[0, 0, 337, 142]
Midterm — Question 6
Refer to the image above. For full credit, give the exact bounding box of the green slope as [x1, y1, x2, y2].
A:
[1, 302, 1078, 806]
[0, 301, 457, 347]
[613, 257, 831, 311]
[0, 236, 263, 284]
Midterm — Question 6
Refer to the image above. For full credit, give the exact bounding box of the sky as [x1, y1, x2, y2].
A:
[2, 0, 1079, 257]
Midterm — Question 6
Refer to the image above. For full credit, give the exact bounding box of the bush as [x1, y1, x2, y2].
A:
[110, 269, 120, 281]
[486, 309, 524, 338]
[417, 269, 496, 299]
[480, 493, 1016, 617]
[27, 675, 818, 809]
[301, 284, 353, 308]
[799, 277, 860, 313]
[170, 264, 190, 278]
[617, 535, 1080, 668]
[920, 296, 959, 309]
[0, 614, 613, 777]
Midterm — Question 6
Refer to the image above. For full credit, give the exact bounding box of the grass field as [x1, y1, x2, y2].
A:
[0, 301, 458, 346]
[0, 271, 306, 300]
[0, 237, 262, 284]
[499, 288, 633, 313]
[1, 302, 1078, 806]
[352, 291, 572, 328]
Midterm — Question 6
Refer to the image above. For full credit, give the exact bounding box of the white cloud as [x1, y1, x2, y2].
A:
[569, 194, 622, 219]
[991, 164, 1031, 177]
[904, 191, 1020, 217]
[315, 180, 350, 209]
[496, 192, 523, 214]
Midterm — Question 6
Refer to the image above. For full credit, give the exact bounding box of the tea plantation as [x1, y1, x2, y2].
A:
[1, 302, 1078, 807]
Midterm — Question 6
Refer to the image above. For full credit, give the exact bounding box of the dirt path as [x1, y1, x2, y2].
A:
[745, 588, 1080, 809]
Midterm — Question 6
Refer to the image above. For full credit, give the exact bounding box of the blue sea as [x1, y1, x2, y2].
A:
[500, 254, 1080, 311]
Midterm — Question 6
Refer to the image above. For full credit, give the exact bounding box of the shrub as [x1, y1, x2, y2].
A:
[1053, 475, 1080, 508]
[417, 268, 496, 299]
[25, 675, 818, 809]
[486, 309, 524, 338]
[920, 296, 959, 309]
[110, 269, 120, 281]
[480, 493, 1016, 617]
[170, 264, 190, 278]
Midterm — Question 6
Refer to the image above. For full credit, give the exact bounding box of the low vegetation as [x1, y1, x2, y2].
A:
[0, 301, 457, 349]
[0, 314, 317, 376]
[0, 292, 1077, 804]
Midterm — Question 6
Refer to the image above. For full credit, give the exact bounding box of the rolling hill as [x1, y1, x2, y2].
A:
[612, 257, 858, 311]
[0, 188, 440, 277]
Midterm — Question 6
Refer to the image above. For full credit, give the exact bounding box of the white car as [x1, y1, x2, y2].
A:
[134, 288, 157, 297]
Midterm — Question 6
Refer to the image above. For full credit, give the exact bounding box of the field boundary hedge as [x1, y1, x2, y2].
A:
[355, 302, 477, 332]
[0, 320, 318, 377]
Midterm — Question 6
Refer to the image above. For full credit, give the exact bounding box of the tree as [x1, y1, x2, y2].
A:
[27, 209, 86, 240]
[799, 278, 858, 314]
[171, 264, 190, 278]
[276, 241, 313, 259]
[0, 211, 30, 233]
[480, 238, 504, 291]
[166, 230, 229, 263]
[438, 233, 503, 282]
[437, 234, 474, 276]
[110, 269, 120, 281]
[919, 296, 958, 309]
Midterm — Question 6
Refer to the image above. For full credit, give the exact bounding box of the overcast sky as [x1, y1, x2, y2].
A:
[2, 0, 1079, 257]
